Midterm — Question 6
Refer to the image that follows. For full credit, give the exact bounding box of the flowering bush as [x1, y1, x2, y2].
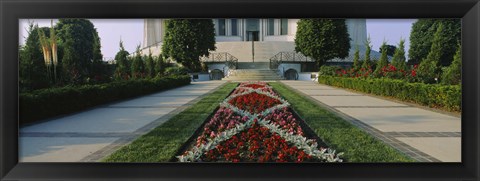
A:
[178, 82, 343, 162]
[333, 64, 418, 81]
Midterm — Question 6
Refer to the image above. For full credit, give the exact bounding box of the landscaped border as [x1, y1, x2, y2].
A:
[318, 75, 461, 112]
[103, 82, 238, 162]
[177, 82, 342, 162]
[269, 82, 414, 162]
[20, 75, 191, 125]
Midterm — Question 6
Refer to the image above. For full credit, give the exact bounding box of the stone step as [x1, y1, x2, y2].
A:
[223, 67, 283, 81]
[223, 78, 283, 81]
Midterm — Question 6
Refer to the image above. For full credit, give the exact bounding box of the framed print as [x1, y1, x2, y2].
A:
[1, 0, 479, 180]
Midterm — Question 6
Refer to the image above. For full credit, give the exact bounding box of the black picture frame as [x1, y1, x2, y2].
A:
[1, 0, 479, 180]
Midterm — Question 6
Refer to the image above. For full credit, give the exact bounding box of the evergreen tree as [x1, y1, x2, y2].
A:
[114, 40, 130, 80]
[374, 41, 389, 77]
[19, 23, 49, 91]
[361, 37, 372, 70]
[417, 23, 445, 83]
[352, 45, 361, 71]
[391, 38, 407, 71]
[379, 44, 396, 57]
[441, 44, 461, 85]
[145, 50, 155, 78]
[294, 19, 350, 68]
[131, 45, 145, 79]
[408, 19, 460, 66]
[155, 55, 166, 77]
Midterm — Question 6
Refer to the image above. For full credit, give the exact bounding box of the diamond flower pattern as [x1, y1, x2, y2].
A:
[177, 82, 343, 162]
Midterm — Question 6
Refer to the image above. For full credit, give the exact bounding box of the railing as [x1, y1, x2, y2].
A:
[269, 52, 314, 70]
[200, 52, 238, 69]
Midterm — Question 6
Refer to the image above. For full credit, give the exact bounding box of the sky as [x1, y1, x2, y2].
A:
[19, 19, 416, 59]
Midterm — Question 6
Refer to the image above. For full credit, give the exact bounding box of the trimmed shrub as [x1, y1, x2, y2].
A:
[19, 75, 191, 125]
[318, 76, 461, 112]
[318, 65, 340, 76]
[164, 67, 189, 76]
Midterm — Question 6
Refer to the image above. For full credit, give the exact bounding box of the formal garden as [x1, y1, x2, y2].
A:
[104, 82, 413, 162]
[19, 18, 460, 163]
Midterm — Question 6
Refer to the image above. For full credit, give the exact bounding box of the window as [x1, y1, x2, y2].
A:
[280, 19, 288, 35]
[267, 19, 275, 35]
[218, 19, 226, 36]
[231, 19, 238, 36]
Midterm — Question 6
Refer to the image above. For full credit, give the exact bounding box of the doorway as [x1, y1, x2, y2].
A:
[246, 19, 260, 41]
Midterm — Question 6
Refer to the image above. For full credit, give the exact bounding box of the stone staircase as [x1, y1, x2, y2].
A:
[222, 69, 283, 81]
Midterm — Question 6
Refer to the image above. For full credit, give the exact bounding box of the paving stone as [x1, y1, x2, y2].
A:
[108, 96, 197, 107]
[19, 137, 118, 162]
[336, 108, 460, 132]
[312, 95, 407, 107]
[21, 108, 175, 133]
[299, 89, 361, 96]
[396, 137, 461, 162]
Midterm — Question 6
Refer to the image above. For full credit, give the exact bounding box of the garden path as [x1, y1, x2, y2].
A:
[19, 81, 226, 162]
[281, 80, 461, 162]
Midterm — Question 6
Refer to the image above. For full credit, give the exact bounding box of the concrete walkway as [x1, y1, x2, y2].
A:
[281, 80, 461, 162]
[19, 81, 226, 162]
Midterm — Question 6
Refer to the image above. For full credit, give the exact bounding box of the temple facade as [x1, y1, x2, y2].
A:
[141, 19, 381, 80]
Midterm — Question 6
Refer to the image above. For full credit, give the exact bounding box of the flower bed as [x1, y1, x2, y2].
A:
[177, 82, 343, 162]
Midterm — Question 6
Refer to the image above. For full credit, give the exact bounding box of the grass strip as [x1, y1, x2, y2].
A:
[269, 82, 414, 162]
[103, 82, 238, 162]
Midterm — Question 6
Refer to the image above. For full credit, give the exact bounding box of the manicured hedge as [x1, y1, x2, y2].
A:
[318, 76, 461, 112]
[20, 75, 191, 125]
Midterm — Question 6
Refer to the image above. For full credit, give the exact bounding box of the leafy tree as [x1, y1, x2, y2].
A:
[61, 29, 82, 84]
[441, 44, 461, 85]
[294, 19, 350, 68]
[408, 19, 460, 66]
[391, 38, 407, 71]
[55, 19, 99, 83]
[92, 32, 103, 62]
[379, 44, 396, 57]
[114, 40, 130, 80]
[131, 45, 145, 79]
[90, 33, 107, 82]
[145, 50, 155, 78]
[162, 19, 216, 71]
[19, 23, 49, 91]
[352, 45, 361, 71]
[417, 23, 446, 83]
[361, 37, 372, 69]
[374, 41, 389, 77]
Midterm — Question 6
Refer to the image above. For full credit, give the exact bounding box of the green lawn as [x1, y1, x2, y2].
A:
[269, 82, 414, 162]
[103, 81, 413, 162]
[103, 82, 238, 162]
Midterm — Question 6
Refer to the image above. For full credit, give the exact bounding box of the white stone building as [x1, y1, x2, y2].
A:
[141, 19, 382, 80]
